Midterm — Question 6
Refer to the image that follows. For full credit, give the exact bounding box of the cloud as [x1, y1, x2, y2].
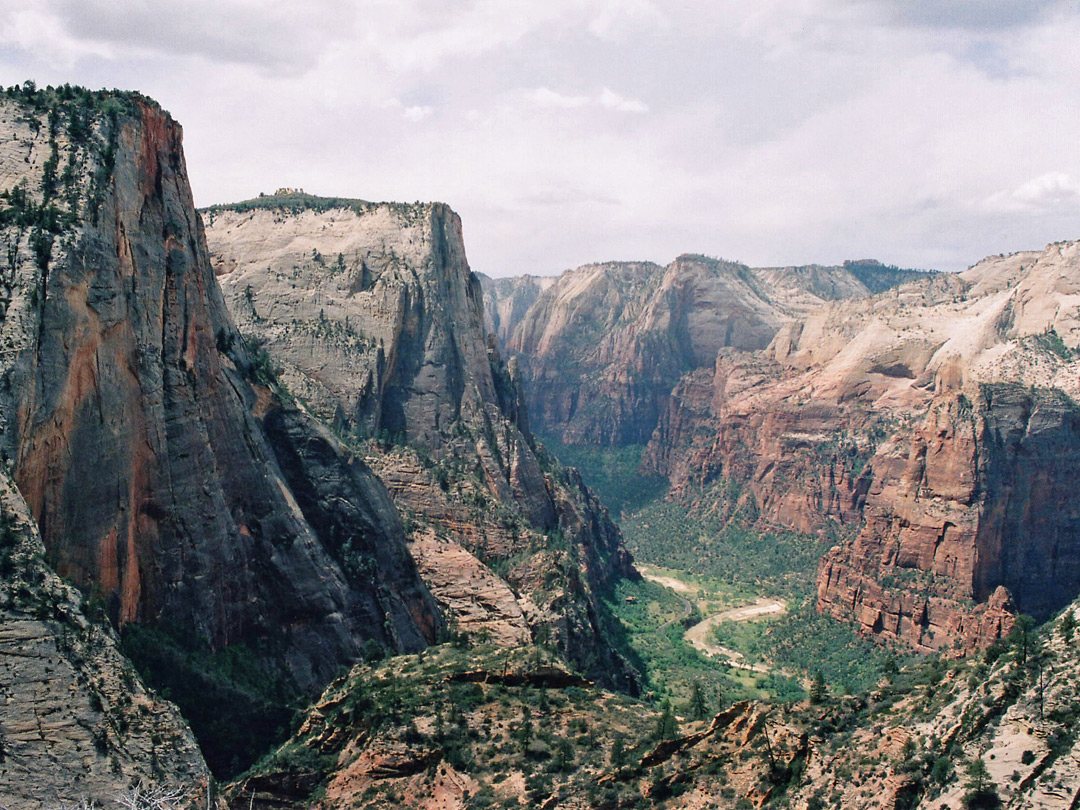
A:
[529, 86, 648, 114]
[598, 87, 648, 113]
[402, 104, 434, 122]
[0, 0, 1077, 278]
[0, 7, 112, 67]
[984, 173, 1080, 213]
[380, 97, 437, 122]
[530, 87, 592, 109]
[871, 0, 1069, 31]
[587, 0, 671, 40]
[8, 0, 349, 73]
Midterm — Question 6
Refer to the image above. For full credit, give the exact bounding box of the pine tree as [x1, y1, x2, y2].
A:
[1060, 609, 1076, 643]
[655, 699, 679, 740]
[688, 681, 708, 721]
[610, 738, 627, 768]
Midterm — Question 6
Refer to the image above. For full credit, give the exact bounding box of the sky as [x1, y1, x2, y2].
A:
[1, 1, 1079, 277]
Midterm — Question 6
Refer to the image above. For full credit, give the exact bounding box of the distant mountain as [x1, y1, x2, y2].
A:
[484, 256, 931, 446]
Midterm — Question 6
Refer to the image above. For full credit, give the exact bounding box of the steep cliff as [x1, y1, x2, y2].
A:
[478, 272, 553, 346]
[205, 195, 639, 690]
[0, 86, 439, 776]
[497, 256, 927, 447]
[818, 383, 1080, 650]
[634, 243, 1080, 652]
[0, 467, 215, 809]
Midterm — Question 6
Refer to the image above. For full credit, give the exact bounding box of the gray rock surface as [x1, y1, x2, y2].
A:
[206, 195, 640, 690]
[0, 471, 215, 809]
[0, 91, 439, 702]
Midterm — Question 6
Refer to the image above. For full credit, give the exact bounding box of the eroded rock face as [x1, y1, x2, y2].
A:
[493, 257, 927, 447]
[205, 197, 639, 690]
[0, 471, 216, 810]
[504, 256, 784, 446]
[478, 272, 553, 346]
[0, 91, 438, 699]
[817, 383, 1080, 650]
[636, 246, 1080, 651]
[503, 242, 1080, 653]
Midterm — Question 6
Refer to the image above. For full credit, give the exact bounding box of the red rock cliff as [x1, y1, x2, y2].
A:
[0, 92, 438, 694]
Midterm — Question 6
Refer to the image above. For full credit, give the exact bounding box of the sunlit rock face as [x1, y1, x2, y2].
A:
[206, 196, 640, 691]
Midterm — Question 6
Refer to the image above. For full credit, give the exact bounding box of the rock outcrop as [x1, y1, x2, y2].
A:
[226, 600, 1080, 810]
[0, 86, 440, 778]
[0, 469, 216, 809]
[818, 383, 1080, 650]
[205, 195, 639, 690]
[496, 241, 1080, 654]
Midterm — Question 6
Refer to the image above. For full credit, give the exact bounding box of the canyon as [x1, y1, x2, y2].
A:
[0, 81, 1078, 810]
[487, 244, 1080, 655]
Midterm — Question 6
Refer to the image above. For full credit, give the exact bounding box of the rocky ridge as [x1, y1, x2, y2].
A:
[226, 599, 1080, 809]
[491, 257, 928, 447]
[478, 272, 554, 346]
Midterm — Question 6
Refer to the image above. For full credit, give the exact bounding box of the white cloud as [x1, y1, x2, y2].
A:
[0, 0, 1077, 276]
[530, 87, 592, 109]
[985, 173, 1080, 213]
[0, 7, 112, 67]
[529, 87, 648, 114]
[587, 0, 671, 40]
[403, 104, 434, 122]
[379, 97, 437, 122]
[598, 87, 648, 113]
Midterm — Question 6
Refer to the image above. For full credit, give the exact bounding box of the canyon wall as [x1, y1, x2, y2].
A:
[492, 257, 926, 447]
[498, 243, 1080, 653]
[0, 470, 216, 809]
[0, 89, 439, 701]
[205, 196, 639, 690]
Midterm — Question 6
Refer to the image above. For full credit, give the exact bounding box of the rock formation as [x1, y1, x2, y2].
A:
[0, 467, 215, 809]
[228, 598, 1080, 809]
[478, 272, 553, 346]
[495, 242, 1080, 654]
[0, 86, 440, 781]
[492, 256, 927, 447]
[204, 195, 639, 691]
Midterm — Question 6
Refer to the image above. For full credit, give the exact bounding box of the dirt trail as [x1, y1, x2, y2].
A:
[639, 570, 697, 595]
[684, 599, 786, 673]
[639, 567, 786, 674]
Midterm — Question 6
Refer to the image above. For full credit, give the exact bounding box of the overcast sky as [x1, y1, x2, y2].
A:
[1, 0, 1079, 276]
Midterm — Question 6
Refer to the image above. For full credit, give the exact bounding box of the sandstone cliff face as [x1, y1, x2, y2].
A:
[633, 243, 1080, 652]
[205, 196, 639, 690]
[478, 272, 553, 346]
[504, 256, 784, 446]
[0, 90, 438, 702]
[0, 470, 215, 809]
[818, 383, 1080, 649]
[497, 256, 924, 447]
